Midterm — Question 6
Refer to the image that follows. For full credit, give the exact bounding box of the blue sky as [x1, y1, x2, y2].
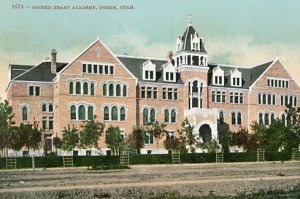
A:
[1, 0, 300, 99]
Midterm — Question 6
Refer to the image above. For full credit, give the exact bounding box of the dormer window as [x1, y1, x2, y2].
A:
[191, 33, 200, 51]
[231, 68, 242, 87]
[176, 36, 183, 51]
[163, 62, 176, 82]
[143, 60, 156, 81]
[212, 65, 224, 86]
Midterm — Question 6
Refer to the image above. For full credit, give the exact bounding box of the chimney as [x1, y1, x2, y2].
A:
[51, 49, 57, 74]
[167, 51, 173, 61]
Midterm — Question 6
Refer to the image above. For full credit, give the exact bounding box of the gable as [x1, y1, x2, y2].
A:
[59, 39, 136, 80]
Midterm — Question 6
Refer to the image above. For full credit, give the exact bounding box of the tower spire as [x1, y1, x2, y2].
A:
[188, 14, 192, 26]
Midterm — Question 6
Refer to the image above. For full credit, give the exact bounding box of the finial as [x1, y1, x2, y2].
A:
[188, 14, 192, 26]
[97, 35, 100, 40]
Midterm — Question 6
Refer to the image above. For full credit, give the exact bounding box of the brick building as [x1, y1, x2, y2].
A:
[6, 20, 300, 155]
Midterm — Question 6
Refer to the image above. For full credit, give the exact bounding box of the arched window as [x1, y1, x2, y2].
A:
[22, 106, 28, 121]
[259, 113, 263, 125]
[285, 96, 288, 105]
[164, 109, 169, 122]
[289, 96, 293, 106]
[83, 82, 88, 95]
[150, 109, 155, 123]
[42, 104, 47, 112]
[49, 104, 53, 112]
[287, 115, 291, 125]
[219, 111, 224, 123]
[109, 84, 114, 96]
[103, 84, 107, 96]
[267, 94, 271, 105]
[70, 105, 76, 120]
[104, 106, 109, 120]
[90, 83, 95, 96]
[294, 97, 297, 107]
[192, 81, 198, 93]
[116, 84, 121, 96]
[123, 85, 127, 97]
[262, 94, 266, 104]
[111, 106, 118, 121]
[272, 95, 276, 105]
[88, 106, 93, 120]
[264, 113, 269, 125]
[271, 113, 275, 123]
[171, 110, 176, 123]
[120, 107, 125, 121]
[76, 82, 81, 94]
[237, 113, 241, 125]
[281, 114, 286, 125]
[78, 105, 85, 120]
[143, 108, 148, 125]
[69, 82, 74, 94]
[258, 94, 261, 104]
[231, 112, 236, 125]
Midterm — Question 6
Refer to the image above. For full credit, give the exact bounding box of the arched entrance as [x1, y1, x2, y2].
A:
[199, 124, 212, 142]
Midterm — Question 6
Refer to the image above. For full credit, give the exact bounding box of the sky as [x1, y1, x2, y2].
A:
[1, 0, 300, 100]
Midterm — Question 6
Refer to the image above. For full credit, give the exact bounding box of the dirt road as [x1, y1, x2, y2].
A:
[0, 161, 299, 198]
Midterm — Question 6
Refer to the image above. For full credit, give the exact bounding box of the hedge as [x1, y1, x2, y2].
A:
[0, 151, 294, 169]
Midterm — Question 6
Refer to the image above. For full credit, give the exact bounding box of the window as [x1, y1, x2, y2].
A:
[69, 82, 74, 94]
[90, 83, 95, 96]
[230, 92, 243, 104]
[259, 93, 276, 105]
[214, 76, 223, 85]
[109, 84, 114, 96]
[22, 106, 28, 121]
[42, 104, 47, 112]
[49, 104, 53, 112]
[42, 116, 47, 129]
[49, 117, 53, 130]
[259, 113, 263, 125]
[144, 132, 154, 144]
[76, 82, 81, 94]
[219, 111, 224, 123]
[212, 91, 226, 103]
[29, 86, 40, 96]
[120, 107, 125, 121]
[165, 72, 176, 82]
[164, 109, 169, 123]
[232, 77, 241, 87]
[162, 87, 179, 100]
[88, 106, 94, 120]
[111, 106, 118, 121]
[231, 112, 242, 125]
[103, 84, 107, 96]
[267, 78, 289, 88]
[280, 94, 297, 107]
[143, 108, 148, 125]
[83, 82, 88, 95]
[264, 113, 269, 125]
[104, 106, 109, 121]
[123, 85, 127, 97]
[78, 105, 85, 120]
[144, 70, 155, 80]
[70, 105, 76, 120]
[171, 110, 176, 123]
[82, 63, 114, 75]
[140, 86, 157, 99]
[150, 109, 155, 123]
[116, 84, 121, 96]
[259, 112, 276, 126]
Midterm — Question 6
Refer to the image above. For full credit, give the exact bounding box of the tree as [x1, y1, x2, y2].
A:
[163, 134, 182, 151]
[79, 120, 105, 149]
[61, 125, 79, 152]
[199, 140, 220, 153]
[178, 118, 197, 153]
[126, 126, 145, 154]
[218, 131, 231, 153]
[145, 121, 166, 149]
[0, 100, 15, 156]
[230, 128, 249, 149]
[105, 126, 123, 155]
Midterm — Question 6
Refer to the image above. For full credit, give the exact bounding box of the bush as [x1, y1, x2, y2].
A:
[130, 154, 172, 164]
[181, 153, 215, 163]
[224, 152, 257, 162]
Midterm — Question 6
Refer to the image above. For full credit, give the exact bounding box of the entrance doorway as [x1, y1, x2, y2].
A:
[199, 124, 212, 142]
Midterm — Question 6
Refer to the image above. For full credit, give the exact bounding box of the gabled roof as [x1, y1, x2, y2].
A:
[208, 61, 273, 89]
[14, 62, 68, 82]
[10, 64, 34, 80]
[180, 25, 207, 53]
[117, 56, 183, 84]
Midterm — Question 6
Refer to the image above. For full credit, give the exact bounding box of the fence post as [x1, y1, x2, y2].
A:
[171, 150, 180, 164]
[257, 149, 265, 162]
[32, 155, 35, 170]
[291, 148, 299, 161]
[120, 151, 129, 166]
[216, 149, 224, 163]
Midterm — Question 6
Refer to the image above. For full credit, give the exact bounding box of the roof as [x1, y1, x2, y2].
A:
[117, 56, 184, 84]
[180, 25, 207, 53]
[208, 61, 273, 89]
[10, 64, 34, 80]
[14, 62, 68, 82]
